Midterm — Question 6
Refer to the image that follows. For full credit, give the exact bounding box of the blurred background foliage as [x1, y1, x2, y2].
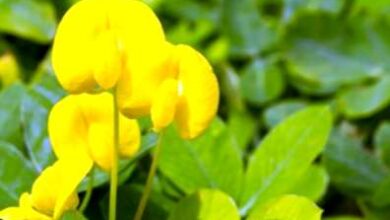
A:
[1, 0, 390, 219]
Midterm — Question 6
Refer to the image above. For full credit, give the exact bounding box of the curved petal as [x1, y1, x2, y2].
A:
[119, 114, 141, 158]
[77, 92, 113, 124]
[48, 95, 90, 160]
[151, 79, 179, 132]
[51, 93, 140, 171]
[53, 157, 93, 219]
[87, 122, 113, 171]
[90, 30, 122, 90]
[87, 117, 140, 171]
[117, 42, 175, 118]
[31, 158, 89, 219]
[51, 0, 105, 92]
[174, 45, 219, 139]
[0, 207, 50, 220]
[52, 0, 167, 94]
[0, 193, 51, 220]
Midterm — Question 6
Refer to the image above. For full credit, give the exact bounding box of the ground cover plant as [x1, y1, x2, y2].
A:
[0, 0, 389, 219]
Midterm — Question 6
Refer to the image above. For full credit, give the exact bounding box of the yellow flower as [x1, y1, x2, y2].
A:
[149, 44, 219, 139]
[0, 158, 90, 220]
[52, 0, 167, 93]
[48, 92, 140, 171]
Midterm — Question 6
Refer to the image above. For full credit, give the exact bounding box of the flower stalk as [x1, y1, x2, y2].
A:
[80, 167, 95, 212]
[110, 89, 120, 220]
[134, 131, 165, 220]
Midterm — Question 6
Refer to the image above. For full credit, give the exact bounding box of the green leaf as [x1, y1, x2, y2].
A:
[337, 75, 390, 119]
[220, 65, 244, 111]
[61, 210, 88, 220]
[354, 0, 390, 14]
[240, 106, 332, 214]
[158, 119, 244, 200]
[169, 189, 240, 220]
[283, 0, 343, 22]
[0, 83, 25, 151]
[372, 176, 390, 207]
[21, 87, 56, 171]
[0, 141, 37, 208]
[240, 59, 285, 106]
[100, 184, 174, 220]
[290, 164, 329, 202]
[262, 99, 307, 128]
[285, 14, 387, 95]
[31, 55, 66, 103]
[20, 57, 66, 171]
[359, 201, 390, 220]
[0, 0, 56, 43]
[221, 0, 277, 57]
[167, 20, 214, 46]
[247, 194, 322, 220]
[227, 110, 257, 151]
[323, 126, 388, 198]
[374, 121, 390, 167]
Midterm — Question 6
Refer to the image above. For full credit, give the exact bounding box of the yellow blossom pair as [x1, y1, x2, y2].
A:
[0, 158, 89, 220]
[51, 0, 219, 139]
[0, 0, 219, 218]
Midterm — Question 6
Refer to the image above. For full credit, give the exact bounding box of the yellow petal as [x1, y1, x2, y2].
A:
[119, 114, 141, 158]
[117, 41, 175, 118]
[0, 193, 51, 220]
[30, 163, 61, 215]
[174, 45, 219, 139]
[87, 107, 141, 170]
[0, 207, 50, 220]
[52, 0, 167, 94]
[51, 0, 103, 92]
[87, 122, 113, 171]
[90, 30, 122, 90]
[50, 92, 140, 171]
[53, 157, 93, 219]
[151, 79, 179, 132]
[48, 95, 90, 160]
[19, 193, 34, 208]
[31, 158, 89, 219]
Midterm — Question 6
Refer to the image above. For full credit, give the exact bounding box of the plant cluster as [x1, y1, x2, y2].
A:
[0, 0, 389, 220]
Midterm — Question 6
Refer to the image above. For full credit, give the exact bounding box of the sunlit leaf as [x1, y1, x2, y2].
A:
[247, 194, 322, 220]
[240, 106, 332, 214]
[0, 0, 56, 43]
[290, 164, 329, 202]
[169, 189, 240, 220]
[159, 119, 244, 200]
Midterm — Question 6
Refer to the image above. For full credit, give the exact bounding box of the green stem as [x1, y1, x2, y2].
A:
[110, 90, 120, 220]
[79, 167, 95, 212]
[133, 131, 165, 220]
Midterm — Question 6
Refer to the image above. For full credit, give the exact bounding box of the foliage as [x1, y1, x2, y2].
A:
[0, 0, 390, 219]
